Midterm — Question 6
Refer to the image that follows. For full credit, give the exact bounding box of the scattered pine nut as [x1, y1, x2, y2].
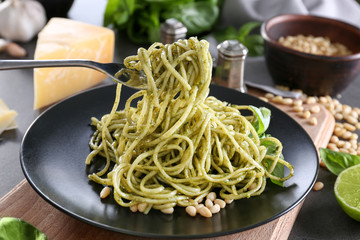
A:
[224, 199, 233, 204]
[293, 106, 304, 112]
[306, 97, 317, 104]
[313, 181, 324, 191]
[205, 199, 214, 208]
[309, 117, 318, 125]
[265, 93, 274, 99]
[259, 96, 268, 102]
[130, 204, 138, 212]
[214, 199, 226, 208]
[5, 42, 27, 58]
[137, 203, 148, 212]
[210, 204, 221, 214]
[310, 105, 320, 113]
[100, 186, 111, 199]
[185, 206, 197, 217]
[161, 207, 174, 214]
[198, 206, 212, 218]
[293, 99, 303, 107]
[206, 192, 216, 201]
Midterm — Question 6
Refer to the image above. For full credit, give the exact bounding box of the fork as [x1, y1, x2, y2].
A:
[0, 59, 148, 89]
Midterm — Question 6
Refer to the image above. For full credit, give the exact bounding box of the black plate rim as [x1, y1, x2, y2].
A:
[20, 83, 319, 239]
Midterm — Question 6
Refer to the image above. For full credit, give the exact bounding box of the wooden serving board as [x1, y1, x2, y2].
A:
[0, 88, 335, 240]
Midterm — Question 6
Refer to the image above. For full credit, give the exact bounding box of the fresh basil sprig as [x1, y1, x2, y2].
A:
[0, 217, 47, 240]
[104, 0, 221, 44]
[249, 105, 271, 136]
[213, 22, 264, 56]
[320, 148, 360, 176]
[261, 139, 285, 187]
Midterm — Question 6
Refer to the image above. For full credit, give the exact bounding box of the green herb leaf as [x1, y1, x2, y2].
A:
[249, 106, 271, 135]
[0, 217, 47, 240]
[261, 139, 284, 186]
[213, 21, 264, 56]
[320, 148, 360, 175]
[162, 1, 219, 35]
[237, 22, 261, 41]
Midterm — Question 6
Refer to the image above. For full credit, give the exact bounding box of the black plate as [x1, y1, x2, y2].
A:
[20, 84, 319, 238]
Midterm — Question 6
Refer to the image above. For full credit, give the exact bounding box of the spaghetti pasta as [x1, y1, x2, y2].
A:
[85, 37, 294, 215]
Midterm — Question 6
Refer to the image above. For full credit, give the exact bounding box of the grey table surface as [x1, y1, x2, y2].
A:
[0, 1, 359, 239]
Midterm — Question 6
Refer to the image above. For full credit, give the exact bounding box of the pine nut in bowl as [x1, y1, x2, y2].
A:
[261, 14, 360, 96]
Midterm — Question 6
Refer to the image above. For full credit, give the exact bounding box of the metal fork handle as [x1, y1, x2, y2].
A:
[0, 59, 118, 72]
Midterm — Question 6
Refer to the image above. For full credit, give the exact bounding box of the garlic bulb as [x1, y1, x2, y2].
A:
[0, 0, 47, 42]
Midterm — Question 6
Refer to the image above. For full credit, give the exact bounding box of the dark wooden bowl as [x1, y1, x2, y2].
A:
[261, 14, 360, 96]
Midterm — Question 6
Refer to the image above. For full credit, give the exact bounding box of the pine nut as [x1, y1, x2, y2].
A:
[334, 113, 343, 120]
[310, 105, 320, 113]
[342, 131, 352, 139]
[313, 181, 324, 191]
[195, 204, 205, 211]
[343, 141, 351, 149]
[293, 106, 304, 112]
[259, 96, 268, 102]
[205, 199, 214, 208]
[265, 93, 274, 99]
[214, 199, 226, 208]
[185, 206, 197, 217]
[300, 110, 311, 119]
[198, 206, 212, 218]
[345, 116, 357, 125]
[224, 199, 233, 204]
[272, 95, 283, 103]
[337, 140, 345, 148]
[137, 203, 148, 212]
[130, 204, 138, 212]
[330, 136, 339, 144]
[210, 204, 221, 214]
[327, 143, 338, 151]
[309, 117, 318, 125]
[349, 148, 357, 155]
[350, 133, 358, 140]
[161, 207, 174, 214]
[318, 96, 328, 104]
[206, 192, 216, 201]
[306, 97, 317, 104]
[293, 99, 303, 107]
[343, 123, 356, 132]
[342, 105, 352, 115]
[100, 186, 111, 199]
[281, 98, 293, 105]
[248, 182, 257, 190]
[5, 42, 27, 58]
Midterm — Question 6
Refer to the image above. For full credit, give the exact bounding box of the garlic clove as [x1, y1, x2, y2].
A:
[0, 0, 47, 42]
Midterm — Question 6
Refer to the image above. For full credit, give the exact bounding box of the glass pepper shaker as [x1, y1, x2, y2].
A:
[160, 18, 187, 44]
[214, 40, 248, 93]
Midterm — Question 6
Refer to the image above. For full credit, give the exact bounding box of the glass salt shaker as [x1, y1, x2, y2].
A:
[214, 40, 248, 93]
[160, 18, 187, 44]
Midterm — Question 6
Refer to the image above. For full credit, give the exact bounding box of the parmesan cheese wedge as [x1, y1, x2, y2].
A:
[33, 18, 115, 109]
[0, 99, 17, 135]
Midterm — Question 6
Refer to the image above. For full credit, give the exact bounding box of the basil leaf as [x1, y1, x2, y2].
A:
[262, 158, 284, 187]
[0, 217, 47, 240]
[320, 148, 360, 175]
[242, 34, 264, 56]
[249, 106, 271, 135]
[261, 139, 284, 186]
[237, 21, 261, 42]
[212, 26, 238, 42]
[162, 1, 219, 35]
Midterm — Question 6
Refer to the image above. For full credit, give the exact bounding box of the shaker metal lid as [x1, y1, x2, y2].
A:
[217, 40, 248, 57]
[161, 18, 187, 35]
